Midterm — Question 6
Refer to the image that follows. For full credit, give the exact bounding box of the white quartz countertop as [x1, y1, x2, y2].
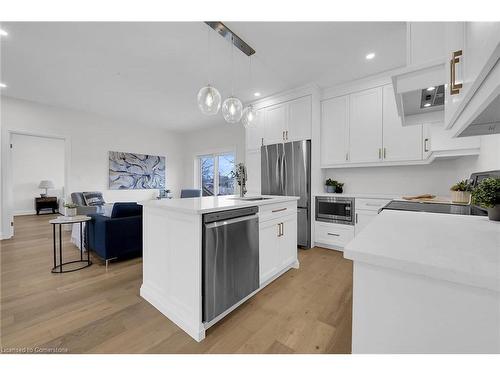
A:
[344, 210, 500, 292]
[140, 195, 299, 214]
[313, 192, 400, 199]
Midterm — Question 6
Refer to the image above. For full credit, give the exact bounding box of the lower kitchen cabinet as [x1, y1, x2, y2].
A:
[259, 213, 297, 285]
[314, 221, 354, 250]
[354, 210, 378, 235]
[355, 198, 391, 236]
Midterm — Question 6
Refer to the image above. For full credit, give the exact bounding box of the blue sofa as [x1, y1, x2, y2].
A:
[87, 202, 143, 267]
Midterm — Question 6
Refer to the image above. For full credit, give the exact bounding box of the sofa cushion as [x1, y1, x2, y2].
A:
[71, 192, 86, 206]
[111, 202, 142, 218]
[83, 191, 105, 206]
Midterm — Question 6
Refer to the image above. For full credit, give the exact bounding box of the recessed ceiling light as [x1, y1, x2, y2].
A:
[365, 52, 375, 60]
[0, 83, 7, 88]
[424, 103, 431, 107]
[254, 92, 261, 97]
[426, 86, 435, 92]
[0, 29, 8, 37]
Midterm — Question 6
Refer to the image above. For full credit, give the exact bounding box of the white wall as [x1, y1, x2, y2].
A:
[1, 97, 185, 238]
[180, 123, 245, 189]
[323, 157, 480, 197]
[12, 134, 65, 215]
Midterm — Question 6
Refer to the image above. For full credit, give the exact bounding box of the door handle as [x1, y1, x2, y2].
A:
[383, 148, 387, 159]
[450, 50, 463, 95]
[327, 232, 340, 236]
[424, 138, 430, 152]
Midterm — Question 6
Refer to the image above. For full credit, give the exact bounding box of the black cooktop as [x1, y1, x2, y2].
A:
[381, 201, 488, 216]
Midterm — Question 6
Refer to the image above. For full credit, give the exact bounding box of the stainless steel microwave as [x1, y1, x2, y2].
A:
[315, 196, 354, 225]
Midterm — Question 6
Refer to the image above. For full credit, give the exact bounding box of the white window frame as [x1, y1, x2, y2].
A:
[195, 149, 236, 196]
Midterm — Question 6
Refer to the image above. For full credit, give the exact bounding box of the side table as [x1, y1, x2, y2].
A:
[49, 216, 92, 273]
[36, 196, 58, 215]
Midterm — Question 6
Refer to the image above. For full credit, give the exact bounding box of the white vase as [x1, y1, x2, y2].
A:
[64, 207, 77, 217]
[450, 190, 471, 204]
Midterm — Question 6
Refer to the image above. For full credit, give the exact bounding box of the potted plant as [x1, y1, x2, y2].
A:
[450, 179, 473, 203]
[472, 177, 500, 221]
[63, 202, 78, 217]
[325, 179, 344, 194]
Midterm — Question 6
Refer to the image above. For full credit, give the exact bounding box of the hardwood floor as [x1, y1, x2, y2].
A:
[0, 214, 353, 354]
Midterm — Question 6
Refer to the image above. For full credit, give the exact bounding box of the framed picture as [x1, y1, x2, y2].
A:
[109, 151, 165, 190]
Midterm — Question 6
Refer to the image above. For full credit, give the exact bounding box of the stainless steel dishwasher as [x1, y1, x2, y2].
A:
[202, 206, 259, 322]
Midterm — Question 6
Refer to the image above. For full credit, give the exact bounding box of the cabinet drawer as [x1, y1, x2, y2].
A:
[259, 201, 297, 222]
[314, 221, 354, 248]
[355, 198, 391, 211]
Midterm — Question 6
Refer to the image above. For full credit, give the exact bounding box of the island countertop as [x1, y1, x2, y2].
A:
[344, 210, 500, 292]
[140, 195, 299, 214]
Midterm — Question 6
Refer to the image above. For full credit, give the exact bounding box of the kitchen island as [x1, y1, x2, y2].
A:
[344, 210, 500, 353]
[139, 195, 299, 342]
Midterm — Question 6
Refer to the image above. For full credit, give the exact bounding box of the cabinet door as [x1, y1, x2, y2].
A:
[355, 210, 378, 236]
[321, 95, 349, 165]
[264, 104, 287, 145]
[278, 214, 298, 268]
[349, 87, 383, 163]
[287, 96, 312, 141]
[382, 85, 423, 161]
[259, 219, 281, 285]
[245, 148, 261, 195]
[245, 109, 265, 150]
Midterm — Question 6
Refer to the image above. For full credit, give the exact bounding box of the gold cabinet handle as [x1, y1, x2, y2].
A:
[383, 148, 387, 159]
[424, 138, 430, 152]
[450, 50, 463, 95]
[272, 207, 287, 213]
[277, 223, 281, 237]
[378, 148, 382, 159]
[327, 232, 340, 236]
[282, 131, 285, 141]
[281, 222, 284, 236]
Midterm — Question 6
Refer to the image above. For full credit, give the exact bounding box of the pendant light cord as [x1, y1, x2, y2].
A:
[231, 35, 234, 96]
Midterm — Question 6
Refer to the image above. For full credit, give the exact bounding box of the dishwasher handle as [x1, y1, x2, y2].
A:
[204, 214, 258, 229]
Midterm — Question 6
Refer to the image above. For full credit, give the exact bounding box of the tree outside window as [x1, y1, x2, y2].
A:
[199, 152, 235, 196]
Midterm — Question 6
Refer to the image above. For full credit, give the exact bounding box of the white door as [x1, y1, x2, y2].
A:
[259, 218, 281, 285]
[382, 85, 423, 161]
[278, 214, 298, 268]
[245, 109, 265, 150]
[264, 104, 287, 145]
[321, 95, 349, 165]
[355, 210, 378, 236]
[245, 148, 261, 195]
[349, 87, 383, 163]
[287, 96, 312, 141]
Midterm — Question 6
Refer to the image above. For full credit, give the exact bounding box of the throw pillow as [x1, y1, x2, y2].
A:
[82, 191, 105, 206]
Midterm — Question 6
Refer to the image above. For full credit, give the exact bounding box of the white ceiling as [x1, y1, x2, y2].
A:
[1, 22, 407, 131]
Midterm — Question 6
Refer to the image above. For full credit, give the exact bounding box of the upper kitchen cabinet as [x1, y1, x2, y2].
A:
[320, 95, 349, 165]
[264, 103, 288, 144]
[444, 22, 500, 137]
[245, 109, 265, 150]
[287, 96, 312, 142]
[406, 22, 446, 66]
[245, 94, 313, 149]
[382, 85, 422, 162]
[348, 87, 383, 163]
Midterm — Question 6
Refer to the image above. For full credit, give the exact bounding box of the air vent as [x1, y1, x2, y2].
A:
[420, 85, 445, 109]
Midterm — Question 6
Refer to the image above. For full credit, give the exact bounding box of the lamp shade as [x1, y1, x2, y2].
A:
[38, 180, 55, 189]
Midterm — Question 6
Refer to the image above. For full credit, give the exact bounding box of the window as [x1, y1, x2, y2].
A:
[198, 152, 235, 196]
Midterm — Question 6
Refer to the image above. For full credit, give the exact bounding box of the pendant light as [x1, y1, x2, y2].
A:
[197, 26, 221, 115]
[241, 56, 258, 128]
[222, 36, 243, 123]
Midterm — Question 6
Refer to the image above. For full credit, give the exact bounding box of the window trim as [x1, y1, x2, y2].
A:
[195, 149, 236, 196]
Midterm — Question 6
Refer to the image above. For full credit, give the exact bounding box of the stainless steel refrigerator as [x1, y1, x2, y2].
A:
[261, 140, 311, 248]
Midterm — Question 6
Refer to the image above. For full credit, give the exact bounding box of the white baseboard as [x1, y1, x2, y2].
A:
[13, 210, 37, 216]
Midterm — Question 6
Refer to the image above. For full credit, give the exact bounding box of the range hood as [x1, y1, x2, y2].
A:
[391, 60, 446, 126]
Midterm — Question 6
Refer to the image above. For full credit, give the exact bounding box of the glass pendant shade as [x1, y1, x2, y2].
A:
[222, 96, 243, 123]
[241, 106, 258, 128]
[197, 85, 221, 115]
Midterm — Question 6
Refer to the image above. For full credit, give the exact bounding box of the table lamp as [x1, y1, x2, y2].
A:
[38, 180, 54, 197]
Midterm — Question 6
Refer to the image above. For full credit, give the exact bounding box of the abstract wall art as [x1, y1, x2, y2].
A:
[109, 151, 165, 190]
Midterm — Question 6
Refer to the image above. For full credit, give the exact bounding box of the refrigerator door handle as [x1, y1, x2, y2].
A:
[281, 152, 286, 195]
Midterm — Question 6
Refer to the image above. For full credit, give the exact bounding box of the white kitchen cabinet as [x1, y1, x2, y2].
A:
[321, 95, 349, 165]
[265, 103, 287, 145]
[314, 221, 355, 250]
[354, 211, 378, 236]
[259, 212, 298, 285]
[349, 87, 383, 163]
[287, 96, 312, 142]
[245, 148, 261, 195]
[382, 85, 423, 162]
[422, 122, 480, 158]
[444, 22, 500, 134]
[354, 198, 390, 236]
[245, 109, 265, 150]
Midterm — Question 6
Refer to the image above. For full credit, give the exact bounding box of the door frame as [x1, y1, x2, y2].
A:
[1, 129, 71, 239]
